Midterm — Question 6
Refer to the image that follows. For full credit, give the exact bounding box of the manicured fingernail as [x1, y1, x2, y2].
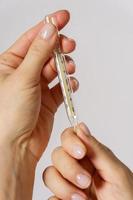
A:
[79, 123, 91, 136]
[76, 173, 91, 189]
[72, 144, 85, 159]
[39, 23, 56, 40]
[71, 193, 86, 200]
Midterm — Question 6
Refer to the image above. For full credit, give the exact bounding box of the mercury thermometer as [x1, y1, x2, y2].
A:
[45, 16, 78, 129]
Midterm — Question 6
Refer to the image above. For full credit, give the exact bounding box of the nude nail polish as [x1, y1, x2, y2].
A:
[72, 144, 85, 159]
[76, 173, 91, 189]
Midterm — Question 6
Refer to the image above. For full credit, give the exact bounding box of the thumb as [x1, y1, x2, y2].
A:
[76, 123, 125, 180]
[16, 22, 58, 83]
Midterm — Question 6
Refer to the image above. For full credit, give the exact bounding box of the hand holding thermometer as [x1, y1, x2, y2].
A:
[45, 16, 78, 129]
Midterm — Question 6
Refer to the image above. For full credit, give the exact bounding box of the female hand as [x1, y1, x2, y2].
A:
[0, 10, 78, 159]
[0, 10, 78, 199]
[44, 123, 133, 200]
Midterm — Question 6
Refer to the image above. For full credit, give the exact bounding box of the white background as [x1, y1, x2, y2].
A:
[0, 0, 133, 199]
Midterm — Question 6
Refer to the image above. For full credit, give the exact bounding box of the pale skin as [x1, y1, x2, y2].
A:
[44, 124, 133, 200]
[0, 9, 132, 200]
[0, 10, 78, 200]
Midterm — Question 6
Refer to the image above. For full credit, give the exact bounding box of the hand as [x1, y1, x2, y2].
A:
[0, 10, 78, 199]
[44, 123, 133, 200]
[0, 10, 78, 160]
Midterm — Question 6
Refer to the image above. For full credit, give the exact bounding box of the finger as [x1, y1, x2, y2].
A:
[59, 34, 76, 53]
[61, 127, 87, 159]
[48, 197, 60, 200]
[52, 146, 91, 189]
[50, 77, 79, 109]
[0, 51, 23, 69]
[0, 36, 76, 70]
[40, 77, 79, 115]
[76, 123, 127, 181]
[79, 156, 95, 178]
[7, 10, 70, 58]
[42, 56, 76, 84]
[43, 166, 87, 200]
[15, 23, 58, 82]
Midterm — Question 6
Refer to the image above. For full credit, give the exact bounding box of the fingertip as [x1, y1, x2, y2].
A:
[70, 77, 79, 92]
[64, 39, 76, 53]
[75, 123, 92, 149]
[42, 165, 55, 186]
[56, 9, 70, 26]
[50, 10, 70, 30]
[61, 9, 70, 17]
[67, 61, 76, 74]
[59, 9, 70, 20]
[60, 35, 76, 53]
[76, 123, 91, 139]
[54, 9, 70, 17]
[61, 128, 87, 160]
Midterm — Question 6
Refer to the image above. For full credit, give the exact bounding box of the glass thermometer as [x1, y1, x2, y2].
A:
[45, 16, 78, 128]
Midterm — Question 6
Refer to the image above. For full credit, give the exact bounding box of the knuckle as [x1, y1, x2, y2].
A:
[42, 166, 54, 181]
[51, 146, 63, 161]
[91, 136, 113, 155]
[0, 52, 12, 60]
[103, 145, 113, 154]
[0, 53, 8, 63]
[48, 197, 58, 200]
[61, 127, 73, 142]
[117, 165, 130, 179]
[91, 136, 104, 151]
[30, 42, 43, 57]
[0, 52, 11, 68]
[0, 52, 22, 67]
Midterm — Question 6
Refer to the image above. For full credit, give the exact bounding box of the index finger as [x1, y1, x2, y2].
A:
[7, 10, 70, 58]
[61, 127, 87, 160]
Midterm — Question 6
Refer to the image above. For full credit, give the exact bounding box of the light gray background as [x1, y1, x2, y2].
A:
[0, 0, 133, 199]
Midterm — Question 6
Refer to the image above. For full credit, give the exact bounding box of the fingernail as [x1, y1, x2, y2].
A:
[39, 23, 56, 40]
[69, 59, 75, 66]
[73, 79, 79, 88]
[79, 123, 91, 136]
[72, 144, 85, 159]
[71, 193, 86, 200]
[76, 173, 91, 189]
